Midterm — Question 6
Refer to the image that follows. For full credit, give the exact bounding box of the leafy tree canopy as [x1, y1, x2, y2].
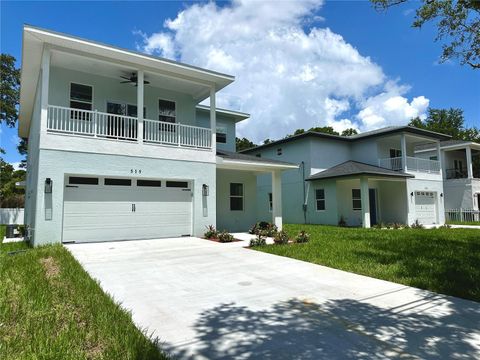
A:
[371, 0, 480, 68]
[235, 137, 256, 152]
[341, 128, 359, 136]
[0, 158, 25, 208]
[409, 108, 480, 142]
[1, 54, 20, 127]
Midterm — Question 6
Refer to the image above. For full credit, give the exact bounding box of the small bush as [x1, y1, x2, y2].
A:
[248, 223, 258, 235]
[411, 219, 424, 229]
[248, 222, 277, 236]
[392, 222, 402, 229]
[295, 230, 310, 243]
[273, 230, 289, 245]
[217, 231, 235, 243]
[249, 231, 267, 247]
[338, 216, 347, 227]
[204, 225, 218, 239]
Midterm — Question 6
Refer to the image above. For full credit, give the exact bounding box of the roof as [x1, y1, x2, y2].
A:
[196, 105, 250, 122]
[306, 160, 414, 181]
[415, 139, 480, 152]
[19, 25, 235, 138]
[216, 150, 298, 171]
[241, 126, 451, 154]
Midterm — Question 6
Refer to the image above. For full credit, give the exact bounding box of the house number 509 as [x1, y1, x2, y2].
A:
[131, 169, 142, 174]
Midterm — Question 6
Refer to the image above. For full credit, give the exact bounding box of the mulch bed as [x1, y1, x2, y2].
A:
[202, 237, 243, 243]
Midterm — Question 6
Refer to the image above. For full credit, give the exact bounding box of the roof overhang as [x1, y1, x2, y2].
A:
[196, 105, 250, 123]
[216, 157, 298, 172]
[415, 141, 480, 153]
[19, 25, 235, 138]
[306, 172, 413, 181]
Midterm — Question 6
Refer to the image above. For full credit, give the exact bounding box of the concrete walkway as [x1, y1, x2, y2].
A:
[67, 237, 480, 359]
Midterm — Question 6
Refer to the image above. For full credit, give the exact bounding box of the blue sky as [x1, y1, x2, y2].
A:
[1, 0, 479, 165]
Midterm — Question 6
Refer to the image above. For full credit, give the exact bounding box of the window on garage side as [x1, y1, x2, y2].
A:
[316, 189, 325, 211]
[70, 83, 93, 120]
[230, 183, 244, 211]
[352, 189, 362, 210]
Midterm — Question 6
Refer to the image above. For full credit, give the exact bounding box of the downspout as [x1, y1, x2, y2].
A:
[301, 161, 307, 224]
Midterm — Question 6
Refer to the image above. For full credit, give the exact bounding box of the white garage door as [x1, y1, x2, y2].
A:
[414, 191, 437, 225]
[63, 176, 192, 243]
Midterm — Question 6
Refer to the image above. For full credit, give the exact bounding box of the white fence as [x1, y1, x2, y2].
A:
[445, 209, 480, 223]
[378, 156, 440, 174]
[0, 208, 24, 225]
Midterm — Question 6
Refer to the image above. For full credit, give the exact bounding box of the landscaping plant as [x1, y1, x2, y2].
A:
[249, 231, 267, 247]
[295, 230, 310, 243]
[273, 230, 289, 245]
[217, 231, 235, 243]
[204, 225, 218, 239]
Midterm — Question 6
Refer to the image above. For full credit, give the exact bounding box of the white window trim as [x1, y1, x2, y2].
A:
[315, 188, 326, 212]
[69, 82, 94, 109]
[230, 183, 244, 212]
[158, 97, 177, 123]
[352, 189, 362, 211]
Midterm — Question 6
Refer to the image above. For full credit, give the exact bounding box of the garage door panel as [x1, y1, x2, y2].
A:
[414, 192, 437, 225]
[63, 181, 192, 243]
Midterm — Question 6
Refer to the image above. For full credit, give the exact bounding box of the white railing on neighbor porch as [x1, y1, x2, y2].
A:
[143, 118, 212, 149]
[47, 105, 212, 148]
[378, 156, 440, 174]
[445, 209, 480, 223]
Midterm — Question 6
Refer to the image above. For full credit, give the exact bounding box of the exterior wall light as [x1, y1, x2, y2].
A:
[410, 192, 414, 197]
[440, 193, 443, 197]
[202, 184, 209, 196]
[45, 178, 53, 193]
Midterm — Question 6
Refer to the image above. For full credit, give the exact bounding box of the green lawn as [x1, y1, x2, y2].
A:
[447, 220, 480, 226]
[255, 224, 480, 302]
[0, 227, 167, 359]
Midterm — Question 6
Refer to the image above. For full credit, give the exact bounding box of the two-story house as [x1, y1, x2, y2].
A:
[415, 140, 480, 211]
[20, 26, 297, 246]
[242, 126, 450, 227]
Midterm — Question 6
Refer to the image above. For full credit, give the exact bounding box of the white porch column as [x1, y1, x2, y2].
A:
[400, 133, 407, 172]
[466, 146, 473, 179]
[360, 176, 371, 228]
[40, 46, 51, 134]
[137, 70, 144, 144]
[435, 140, 442, 177]
[210, 86, 216, 150]
[272, 170, 283, 230]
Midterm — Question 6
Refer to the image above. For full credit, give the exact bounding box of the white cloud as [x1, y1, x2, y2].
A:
[137, 0, 429, 141]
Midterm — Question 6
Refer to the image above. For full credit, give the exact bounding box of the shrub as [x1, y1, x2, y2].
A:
[411, 219, 424, 229]
[204, 225, 218, 239]
[248, 222, 277, 236]
[392, 222, 402, 229]
[273, 230, 289, 245]
[295, 230, 310, 243]
[248, 223, 259, 235]
[249, 231, 267, 247]
[338, 216, 347, 227]
[217, 231, 235, 243]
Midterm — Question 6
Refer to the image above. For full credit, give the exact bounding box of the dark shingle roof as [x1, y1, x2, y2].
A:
[306, 161, 414, 181]
[217, 150, 297, 167]
[241, 126, 451, 154]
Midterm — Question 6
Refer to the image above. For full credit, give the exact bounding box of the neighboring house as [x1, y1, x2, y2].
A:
[242, 126, 451, 227]
[19, 26, 297, 246]
[415, 140, 480, 210]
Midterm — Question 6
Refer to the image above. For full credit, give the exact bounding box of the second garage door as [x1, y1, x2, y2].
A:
[63, 176, 192, 243]
[414, 191, 437, 225]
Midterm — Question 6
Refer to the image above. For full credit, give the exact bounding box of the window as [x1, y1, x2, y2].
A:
[255, 153, 262, 158]
[137, 180, 161, 187]
[166, 181, 189, 188]
[104, 178, 132, 186]
[352, 189, 362, 210]
[216, 126, 227, 143]
[159, 99, 176, 123]
[69, 176, 98, 185]
[107, 102, 146, 117]
[230, 183, 244, 211]
[315, 189, 325, 211]
[268, 193, 273, 212]
[277, 148, 282, 156]
[70, 83, 93, 120]
[389, 149, 401, 158]
[429, 156, 438, 161]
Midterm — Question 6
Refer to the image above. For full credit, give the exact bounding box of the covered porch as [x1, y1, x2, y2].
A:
[307, 161, 413, 228]
[216, 150, 298, 232]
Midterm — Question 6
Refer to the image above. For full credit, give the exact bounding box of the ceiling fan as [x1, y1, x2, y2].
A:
[120, 72, 150, 86]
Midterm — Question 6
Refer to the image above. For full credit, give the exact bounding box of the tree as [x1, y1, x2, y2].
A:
[409, 108, 480, 141]
[1, 54, 20, 127]
[263, 138, 273, 145]
[235, 137, 256, 152]
[308, 126, 340, 135]
[0, 158, 25, 208]
[371, 0, 480, 68]
[341, 128, 358, 136]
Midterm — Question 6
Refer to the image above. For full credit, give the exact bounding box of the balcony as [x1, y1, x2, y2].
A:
[445, 168, 480, 180]
[47, 105, 212, 149]
[378, 156, 441, 174]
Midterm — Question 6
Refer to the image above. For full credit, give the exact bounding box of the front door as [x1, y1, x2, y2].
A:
[369, 188, 377, 226]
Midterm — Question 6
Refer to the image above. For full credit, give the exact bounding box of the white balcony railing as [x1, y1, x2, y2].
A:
[47, 105, 212, 149]
[378, 156, 440, 174]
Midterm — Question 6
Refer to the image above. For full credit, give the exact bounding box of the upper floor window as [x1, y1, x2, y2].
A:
[277, 148, 282, 156]
[70, 83, 93, 111]
[389, 148, 401, 158]
[429, 156, 438, 161]
[315, 189, 325, 211]
[159, 99, 176, 123]
[352, 189, 362, 210]
[216, 126, 227, 143]
[255, 153, 262, 158]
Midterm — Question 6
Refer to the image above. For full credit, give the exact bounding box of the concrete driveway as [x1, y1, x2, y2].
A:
[67, 237, 480, 359]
